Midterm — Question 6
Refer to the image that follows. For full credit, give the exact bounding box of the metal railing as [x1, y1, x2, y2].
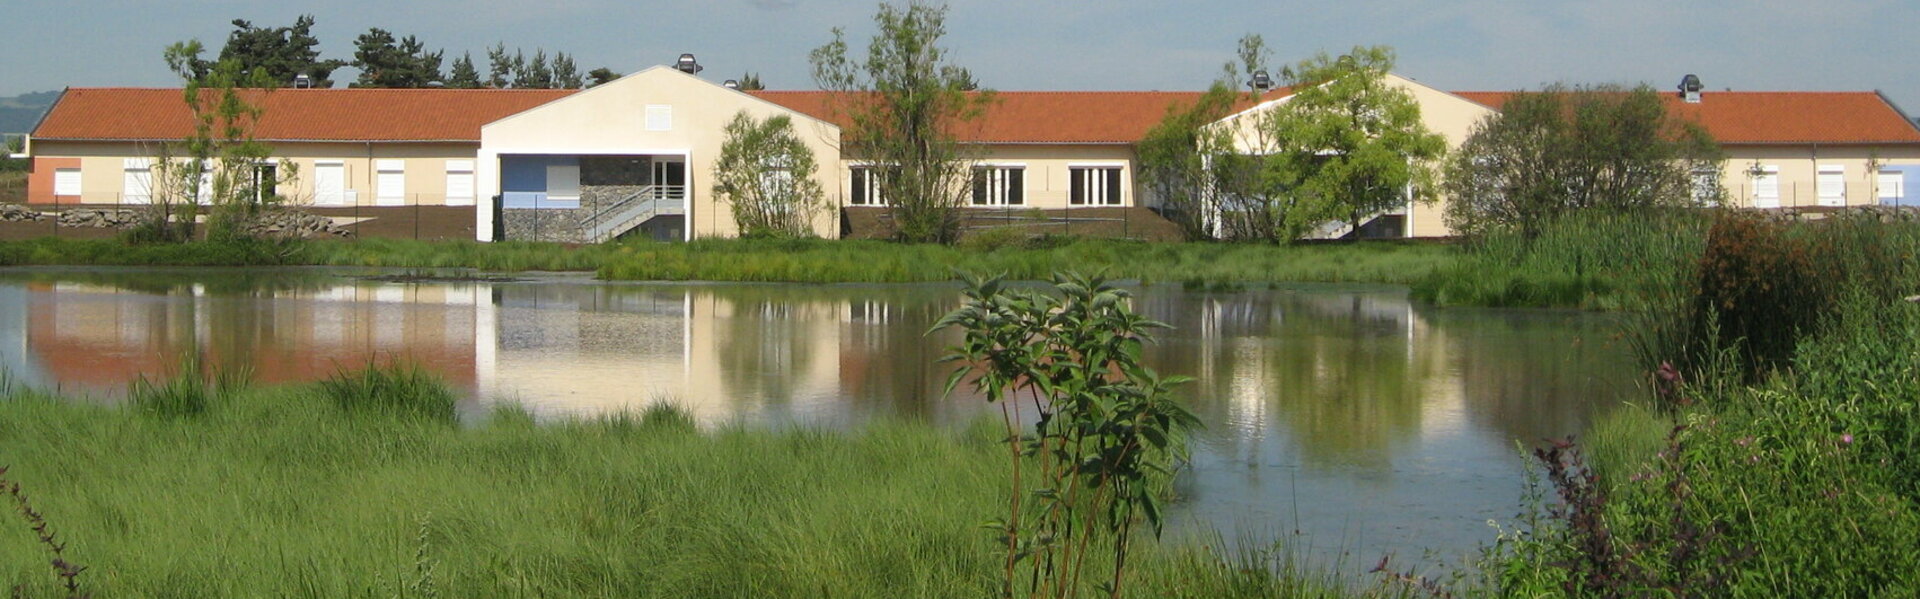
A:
[584, 185, 686, 243]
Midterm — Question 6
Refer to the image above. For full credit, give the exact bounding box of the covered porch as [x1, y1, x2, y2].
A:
[493, 153, 690, 243]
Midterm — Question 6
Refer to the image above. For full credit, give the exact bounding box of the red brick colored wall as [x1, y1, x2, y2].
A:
[27, 157, 79, 205]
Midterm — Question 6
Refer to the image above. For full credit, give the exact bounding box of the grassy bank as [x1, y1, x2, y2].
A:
[0, 235, 1458, 286]
[0, 372, 1364, 598]
[1481, 212, 1920, 596]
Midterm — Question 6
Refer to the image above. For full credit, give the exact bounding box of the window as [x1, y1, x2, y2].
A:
[970, 165, 1024, 206]
[445, 160, 475, 205]
[1070, 166, 1123, 206]
[1689, 165, 1720, 207]
[123, 158, 152, 204]
[1749, 165, 1779, 208]
[252, 162, 278, 203]
[53, 168, 81, 197]
[849, 166, 888, 206]
[376, 159, 405, 206]
[1817, 164, 1846, 207]
[646, 105, 672, 131]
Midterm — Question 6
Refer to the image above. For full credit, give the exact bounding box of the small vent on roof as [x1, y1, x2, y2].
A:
[1249, 70, 1273, 93]
[293, 73, 313, 89]
[1679, 74, 1703, 104]
[723, 79, 739, 90]
[676, 53, 704, 76]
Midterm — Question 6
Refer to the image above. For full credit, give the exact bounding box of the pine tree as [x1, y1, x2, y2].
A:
[448, 53, 481, 89]
[553, 52, 582, 89]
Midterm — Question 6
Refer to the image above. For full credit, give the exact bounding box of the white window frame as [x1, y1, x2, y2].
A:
[444, 159, 475, 206]
[376, 159, 406, 206]
[1817, 164, 1846, 207]
[969, 163, 1025, 206]
[849, 165, 889, 206]
[314, 160, 347, 206]
[53, 168, 81, 197]
[1878, 169, 1907, 206]
[1749, 165, 1780, 209]
[122, 158, 152, 204]
[1068, 163, 1125, 206]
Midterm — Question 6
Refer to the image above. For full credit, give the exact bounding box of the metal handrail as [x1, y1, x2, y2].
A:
[586, 185, 686, 243]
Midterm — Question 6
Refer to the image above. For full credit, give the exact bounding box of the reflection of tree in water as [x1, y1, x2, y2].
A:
[1429, 309, 1636, 445]
[1141, 289, 1421, 469]
[709, 286, 836, 408]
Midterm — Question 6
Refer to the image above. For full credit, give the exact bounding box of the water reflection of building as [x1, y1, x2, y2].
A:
[10, 279, 482, 394]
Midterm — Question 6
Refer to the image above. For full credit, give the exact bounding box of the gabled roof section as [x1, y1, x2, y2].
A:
[1454, 90, 1920, 145]
[33, 87, 576, 142]
[751, 90, 1269, 144]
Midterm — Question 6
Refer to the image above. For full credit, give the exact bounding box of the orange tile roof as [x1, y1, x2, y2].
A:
[33, 87, 576, 142]
[38, 86, 1920, 147]
[751, 90, 1254, 144]
[1454, 91, 1920, 145]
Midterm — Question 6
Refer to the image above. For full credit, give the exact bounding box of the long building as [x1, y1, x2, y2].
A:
[22, 65, 1920, 241]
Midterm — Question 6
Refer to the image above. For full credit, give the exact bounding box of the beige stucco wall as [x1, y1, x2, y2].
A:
[28, 139, 479, 207]
[479, 66, 844, 240]
[1712, 145, 1920, 208]
[836, 144, 1140, 210]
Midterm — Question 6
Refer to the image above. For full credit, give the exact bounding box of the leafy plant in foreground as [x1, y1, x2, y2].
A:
[935, 272, 1200, 599]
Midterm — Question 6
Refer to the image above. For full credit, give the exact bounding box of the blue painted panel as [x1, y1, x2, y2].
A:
[501, 192, 579, 209]
[500, 155, 580, 193]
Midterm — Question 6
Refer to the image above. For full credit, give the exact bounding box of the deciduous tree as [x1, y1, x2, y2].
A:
[1442, 84, 1722, 240]
[809, 1, 990, 244]
[712, 112, 826, 238]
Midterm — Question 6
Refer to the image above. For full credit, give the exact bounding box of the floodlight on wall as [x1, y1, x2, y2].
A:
[293, 73, 313, 89]
[676, 53, 704, 75]
[1249, 70, 1273, 92]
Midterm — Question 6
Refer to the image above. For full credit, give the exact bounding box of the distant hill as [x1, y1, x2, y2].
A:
[0, 90, 61, 135]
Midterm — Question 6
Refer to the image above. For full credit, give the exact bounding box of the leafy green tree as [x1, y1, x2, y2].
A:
[712, 112, 827, 238]
[1210, 44, 1445, 242]
[447, 53, 482, 89]
[1443, 84, 1723, 240]
[586, 67, 620, 87]
[351, 28, 443, 88]
[154, 44, 300, 242]
[809, 1, 991, 244]
[1137, 83, 1235, 240]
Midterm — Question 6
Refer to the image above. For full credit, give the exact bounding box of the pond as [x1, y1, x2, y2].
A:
[0, 267, 1637, 571]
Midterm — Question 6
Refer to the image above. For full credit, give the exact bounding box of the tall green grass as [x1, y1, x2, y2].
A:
[0, 382, 1368, 598]
[1411, 209, 1708, 310]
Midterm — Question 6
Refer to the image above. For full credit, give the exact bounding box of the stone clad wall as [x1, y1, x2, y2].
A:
[502, 208, 586, 243]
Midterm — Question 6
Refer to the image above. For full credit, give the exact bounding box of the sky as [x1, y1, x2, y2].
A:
[7, 0, 1920, 112]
